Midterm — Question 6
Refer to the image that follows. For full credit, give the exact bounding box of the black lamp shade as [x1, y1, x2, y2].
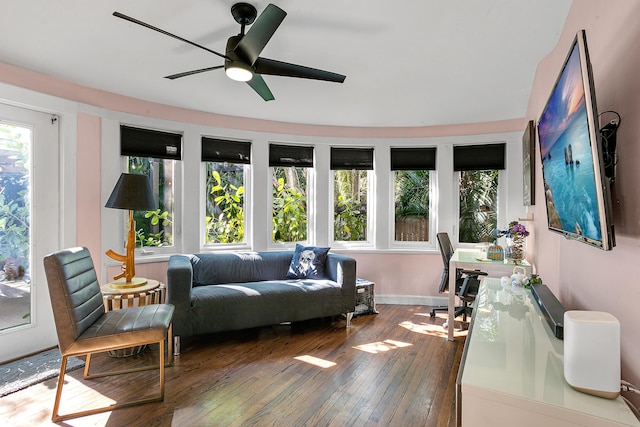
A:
[105, 173, 156, 211]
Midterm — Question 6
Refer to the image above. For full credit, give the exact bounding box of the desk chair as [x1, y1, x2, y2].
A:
[429, 232, 487, 322]
[43, 247, 174, 422]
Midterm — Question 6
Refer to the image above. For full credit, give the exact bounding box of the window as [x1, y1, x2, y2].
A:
[202, 137, 250, 245]
[270, 144, 313, 243]
[0, 122, 31, 330]
[454, 144, 505, 243]
[127, 157, 175, 247]
[391, 147, 436, 242]
[331, 147, 373, 242]
[121, 125, 181, 249]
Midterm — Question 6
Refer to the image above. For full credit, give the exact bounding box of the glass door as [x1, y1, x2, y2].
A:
[0, 103, 59, 362]
[0, 121, 31, 331]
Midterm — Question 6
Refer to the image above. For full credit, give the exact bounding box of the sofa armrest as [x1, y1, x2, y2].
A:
[166, 254, 193, 312]
[326, 253, 356, 299]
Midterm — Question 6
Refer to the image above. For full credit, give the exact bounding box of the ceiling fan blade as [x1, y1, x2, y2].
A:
[254, 58, 346, 83]
[164, 65, 224, 80]
[234, 4, 286, 65]
[113, 12, 229, 61]
[246, 74, 275, 101]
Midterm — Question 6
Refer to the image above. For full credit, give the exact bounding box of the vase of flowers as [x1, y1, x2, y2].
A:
[492, 221, 529, 261]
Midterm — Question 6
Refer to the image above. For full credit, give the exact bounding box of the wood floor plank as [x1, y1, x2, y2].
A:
[0, 305, 465, 426]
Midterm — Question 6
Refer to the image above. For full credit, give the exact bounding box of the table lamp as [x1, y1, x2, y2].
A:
[105, 173, 156, 288]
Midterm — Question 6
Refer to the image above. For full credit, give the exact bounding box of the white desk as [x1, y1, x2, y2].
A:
[458, 278, 639, 426]
[447, 248, 532, 341]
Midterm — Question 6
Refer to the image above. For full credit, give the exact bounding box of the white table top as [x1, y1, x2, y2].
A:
[460, 278, 639, 425]
[451, 247, 532, 269]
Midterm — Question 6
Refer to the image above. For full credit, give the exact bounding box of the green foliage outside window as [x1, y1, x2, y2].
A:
[272, 166, 307, 242]
[394, 170, 430, 241]
[0, 125, 30, 267]
[205, 165, 245, 244]
[459, 169, 498, 243]
[334, 170, 368, 241]
[128, 157, 173, 248]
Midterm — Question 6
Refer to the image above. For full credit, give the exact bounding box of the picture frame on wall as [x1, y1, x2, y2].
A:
[523, 120, 535, 206]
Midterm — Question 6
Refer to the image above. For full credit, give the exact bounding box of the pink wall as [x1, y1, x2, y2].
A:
[350, 253, 443, 298]
[527, 0, 640, 405]
[76, 113, 102, 279]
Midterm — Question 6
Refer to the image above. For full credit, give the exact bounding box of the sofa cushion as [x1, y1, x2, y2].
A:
[190, 252, 295, 286]
[286, 244, 330, 279]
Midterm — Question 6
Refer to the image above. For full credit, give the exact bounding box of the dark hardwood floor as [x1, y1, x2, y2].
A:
[0, 305, 466, 426]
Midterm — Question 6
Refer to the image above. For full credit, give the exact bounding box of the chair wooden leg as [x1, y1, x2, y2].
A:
[51, 356, 68, 422]
[166, 324, 174, 366]
[84, 352, 93, 379]
[159, 338, 165, 399]
[51, 338, 168, 422]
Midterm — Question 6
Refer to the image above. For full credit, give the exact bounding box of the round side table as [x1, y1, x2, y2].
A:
[100, 279, 165, 356]
[100, 279, 165, 311]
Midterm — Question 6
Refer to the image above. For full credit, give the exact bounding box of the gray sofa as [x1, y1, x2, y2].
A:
[166, 250, 356, 350]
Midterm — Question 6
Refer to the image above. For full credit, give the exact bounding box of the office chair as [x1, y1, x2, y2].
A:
[43, 247, 175, 422]
[429, 232, 487, 322]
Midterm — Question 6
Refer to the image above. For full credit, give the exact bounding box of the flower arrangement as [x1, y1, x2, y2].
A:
[490, 221, 529, 261]
[491, 221, 530, 240]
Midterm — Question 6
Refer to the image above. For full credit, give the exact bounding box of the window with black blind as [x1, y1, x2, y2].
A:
[120, 125, 180, 249]
[391, 147, 435, 243]
[201, 137, 250, 246]
[270, 144, 313, 243]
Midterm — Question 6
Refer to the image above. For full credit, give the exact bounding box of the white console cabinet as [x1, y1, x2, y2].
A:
[457, 278, 639, 426]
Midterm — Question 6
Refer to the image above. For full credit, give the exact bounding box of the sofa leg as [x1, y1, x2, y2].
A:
[345, 312, 353, 328]
[173, 336, 180, 356]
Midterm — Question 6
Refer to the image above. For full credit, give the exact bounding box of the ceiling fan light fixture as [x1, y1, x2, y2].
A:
[225, 61, 253, 82]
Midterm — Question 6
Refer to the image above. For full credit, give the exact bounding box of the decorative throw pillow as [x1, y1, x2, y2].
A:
[286, 244, 330, 279]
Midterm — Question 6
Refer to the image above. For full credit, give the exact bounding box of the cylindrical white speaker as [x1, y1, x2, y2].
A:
[564, 310, 620, 399]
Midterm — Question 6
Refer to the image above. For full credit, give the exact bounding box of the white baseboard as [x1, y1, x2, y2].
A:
[375, 295, 448, 306]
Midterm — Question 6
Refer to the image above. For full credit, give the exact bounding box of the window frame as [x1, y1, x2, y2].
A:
[200, 136, 253, 251]
[117, 124, 183, 258]
[389, 147, 437, 249]
[389, 169, 436, 249]
[329, 168, 375, 249]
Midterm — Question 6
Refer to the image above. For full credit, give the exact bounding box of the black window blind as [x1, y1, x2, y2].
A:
[120, 125, 182, 160]
[269, 144, 314, 167]
[202, 137, 251, 164]
[330, 147, 374, 170]
[453, 143, 505, 171]
[390, 147, 436, 170]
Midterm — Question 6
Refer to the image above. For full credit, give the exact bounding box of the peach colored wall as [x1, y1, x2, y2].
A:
[76, 113, 102, 279]
[350, 253, 443, 298]
[526, 0, 640, 406]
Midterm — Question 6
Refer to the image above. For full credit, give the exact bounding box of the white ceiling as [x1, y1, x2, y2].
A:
[1, 0, 571, 128]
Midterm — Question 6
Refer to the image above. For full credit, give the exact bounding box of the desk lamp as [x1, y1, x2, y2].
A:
[105, 173, 156, 288]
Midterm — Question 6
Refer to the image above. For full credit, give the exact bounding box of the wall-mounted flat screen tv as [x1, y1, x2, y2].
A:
[537, 30, 615, 250]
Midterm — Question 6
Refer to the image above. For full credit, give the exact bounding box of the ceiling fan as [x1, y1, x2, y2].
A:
[113, 3, 346, 101]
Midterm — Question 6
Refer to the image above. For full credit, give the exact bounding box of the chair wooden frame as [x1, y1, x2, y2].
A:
[52, 326, 173, 422]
